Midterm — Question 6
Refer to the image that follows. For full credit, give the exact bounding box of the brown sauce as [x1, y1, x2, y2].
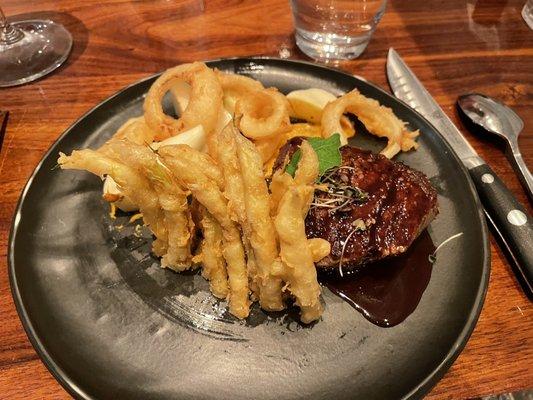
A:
[320, 232, 435, 327]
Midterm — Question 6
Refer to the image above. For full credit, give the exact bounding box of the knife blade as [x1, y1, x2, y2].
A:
[386, 48, 533, 299]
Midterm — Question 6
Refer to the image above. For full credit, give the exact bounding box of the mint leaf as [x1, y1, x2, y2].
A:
[285, 133, 342, 178]
[307, 134, 342, 176]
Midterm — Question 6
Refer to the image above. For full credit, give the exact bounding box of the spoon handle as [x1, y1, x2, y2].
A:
[506, 146, 533, 204]
[469, 164, 533, 299]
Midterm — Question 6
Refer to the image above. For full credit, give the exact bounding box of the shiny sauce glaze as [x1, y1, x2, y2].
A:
[319, 231, 435, 327]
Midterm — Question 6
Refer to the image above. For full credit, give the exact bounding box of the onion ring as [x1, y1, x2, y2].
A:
[215, 70, 264, 114]
[144, 62, 223, 141]
[234, 88, 291, 140]
[321, 89, 419, 157]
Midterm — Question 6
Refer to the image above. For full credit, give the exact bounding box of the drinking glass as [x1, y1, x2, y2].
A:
[0, 6, 72, 87]
[290, 0, 387, 61]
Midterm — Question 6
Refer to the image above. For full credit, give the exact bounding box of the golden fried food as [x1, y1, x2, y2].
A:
[144, 62, 223, 141]
[60, 62, 424, 324]
[102, 141, 193, 270]
[270, 141, 318, 214]
[58, 149, 168, 256]
[161, 142, 225, 189]
[216, 125, 247, 223]
[254, 135, 283, 165]
[269, 140, 324, 322]
[110, 116, 156, 145]
[307, 238, 331, 263]
[294, 141, 320, 186]
[234, 132, 285, 311]
[234, 88, 291, 140]
[215, 70, 265, 114]
[159, 145, 250, 319]
[321, 89, 419, 157]
[198, 206, 230, 299]
[274, 187, 322, 323]
[216, 125, 260, 298]
[269, 169, 294, 216]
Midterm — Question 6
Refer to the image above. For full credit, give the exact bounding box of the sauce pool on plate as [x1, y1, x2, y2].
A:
[320, 232, 435, 327]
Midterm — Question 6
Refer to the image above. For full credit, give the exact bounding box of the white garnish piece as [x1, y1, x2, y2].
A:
[150, 125, 206, 151]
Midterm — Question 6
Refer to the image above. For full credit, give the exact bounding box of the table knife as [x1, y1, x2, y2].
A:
[386, 48, 533, 299]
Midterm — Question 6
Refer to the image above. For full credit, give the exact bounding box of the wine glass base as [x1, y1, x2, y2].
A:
[0, 20, 72, 87]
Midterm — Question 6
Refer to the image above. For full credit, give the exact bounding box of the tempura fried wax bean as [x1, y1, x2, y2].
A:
[160, 143, 225, 189]
[307, 238, 331, 263]
[234, 132, 285, 311]
[198, 207, 229, 299]
[102, 141, 193, 270]
[269, 141, 318, 215]
[274, 188, 323, 324]
[159, 145, 250, 319]
[294, 141, 319, 187]
[217, 125, 260, 298]
[57, 149, 168, 256]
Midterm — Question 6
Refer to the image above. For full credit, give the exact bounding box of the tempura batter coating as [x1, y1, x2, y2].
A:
[234, 133, 285, 311]
[101, 141, 193, 270]
[58, 149, 168, 256]
[321, 89, 419, 157]
[144, 62, 223, 141]
[159, 145, 250, 319]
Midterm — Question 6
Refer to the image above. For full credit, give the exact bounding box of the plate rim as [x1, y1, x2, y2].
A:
[8, 56, 491, 400]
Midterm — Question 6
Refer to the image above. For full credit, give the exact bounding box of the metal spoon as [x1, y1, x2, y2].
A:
[457, 93, 533, 203]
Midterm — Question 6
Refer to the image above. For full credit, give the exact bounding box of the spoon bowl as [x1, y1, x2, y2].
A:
[457, 93, 532, 202]
[458, 93, 523, 140]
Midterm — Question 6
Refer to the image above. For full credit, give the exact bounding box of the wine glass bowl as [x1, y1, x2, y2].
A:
[0, 8, 72, 87]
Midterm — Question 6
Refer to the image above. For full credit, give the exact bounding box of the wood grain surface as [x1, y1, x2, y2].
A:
[0, 0, 531, 399]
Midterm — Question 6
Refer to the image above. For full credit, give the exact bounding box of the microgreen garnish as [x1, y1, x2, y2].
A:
[310, 165, 368, 212]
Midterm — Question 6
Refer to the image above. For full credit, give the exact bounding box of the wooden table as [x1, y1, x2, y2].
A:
[0, 0, 531, 398]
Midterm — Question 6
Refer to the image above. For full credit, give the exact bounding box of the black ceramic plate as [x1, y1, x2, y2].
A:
[9, 58, 489, 400]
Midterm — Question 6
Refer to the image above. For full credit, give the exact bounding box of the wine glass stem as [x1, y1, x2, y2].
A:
[0, 6, 24, 46]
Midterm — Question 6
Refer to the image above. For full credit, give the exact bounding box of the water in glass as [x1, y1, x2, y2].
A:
[290, 0, 387, 61]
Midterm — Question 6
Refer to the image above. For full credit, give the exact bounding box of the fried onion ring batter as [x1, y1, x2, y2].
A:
[234, 88, 291, 140]
[321, 89, 419, 157]
[144, 62, 223, 141]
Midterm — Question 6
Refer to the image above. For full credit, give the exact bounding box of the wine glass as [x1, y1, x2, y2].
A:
[0, 6, 73, 87]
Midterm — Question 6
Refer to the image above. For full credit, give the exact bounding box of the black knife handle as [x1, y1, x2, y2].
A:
[470, 164, 533, 299]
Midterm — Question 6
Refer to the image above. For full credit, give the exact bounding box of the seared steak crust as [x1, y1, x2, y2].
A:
[274, 138, 439, 271]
